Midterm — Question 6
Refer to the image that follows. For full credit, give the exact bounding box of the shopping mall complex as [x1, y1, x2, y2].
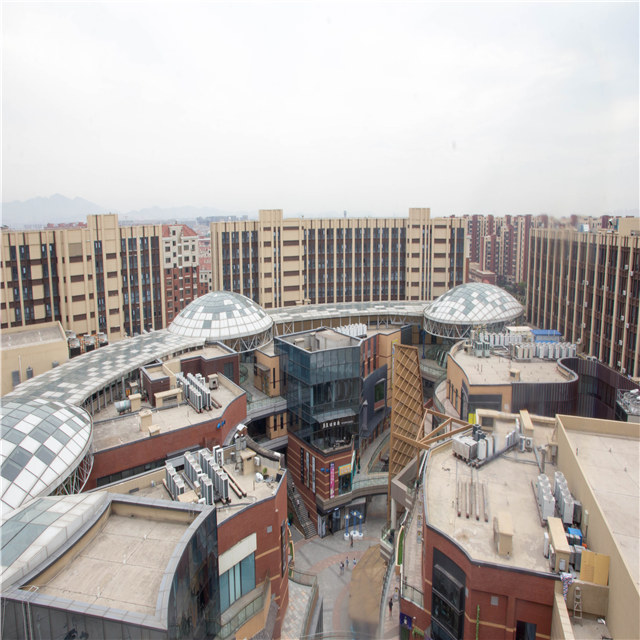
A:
[1, 284, 638, 639]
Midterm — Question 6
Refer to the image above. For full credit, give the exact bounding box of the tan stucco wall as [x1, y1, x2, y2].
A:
[254, 349, 281, 397]
[446, 347, 512, 418]
[1, 321, 69, 396]
[556, 414, 640, 640]
[550, 584, 576, 640]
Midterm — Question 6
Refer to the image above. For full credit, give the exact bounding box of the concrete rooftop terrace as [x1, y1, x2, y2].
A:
[563, 427, 640, 587]
[102, 451, 282, 524]
[92, 380, 242, 451]
[451, 349, 572, 385]
[425, 417, 557, 573]
[0, 324, 65, 350]
[32, 511, 188, 616]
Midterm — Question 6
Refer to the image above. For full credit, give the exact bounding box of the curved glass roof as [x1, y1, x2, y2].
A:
[0, 399, 92, 513]
[168, 291, 273, 341]
[424, 283, 523, 325]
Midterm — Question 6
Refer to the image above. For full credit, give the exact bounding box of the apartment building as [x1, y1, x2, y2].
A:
[198, 236, 213, 296]
[162, 223, 200, 324]
[1, 214, 200, 341]
[210, 208, 466, 308]
[527, 218, 640, 378]
[465, 214, 537, 285]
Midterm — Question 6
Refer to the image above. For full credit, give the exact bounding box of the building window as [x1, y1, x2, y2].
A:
[516, 621, 537, 640]
[432, 550, 466, 640]
[219, 553, 255, 612]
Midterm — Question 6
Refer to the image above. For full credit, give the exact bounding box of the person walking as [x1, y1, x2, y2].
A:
[350, 534, 354, 548]
[339, 561, 344, 575]
[388, 597, 393, 616]
[346, 556, 349, 570]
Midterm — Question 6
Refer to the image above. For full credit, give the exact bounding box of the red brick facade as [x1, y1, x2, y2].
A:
[408, 525, 555, 640]
[87, 394, 247, 488]
[217, 473, 290, 638]
[287, 432, 354, 519]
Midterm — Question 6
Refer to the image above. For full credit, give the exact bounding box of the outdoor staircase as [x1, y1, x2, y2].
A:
[287, 476, 317, 539]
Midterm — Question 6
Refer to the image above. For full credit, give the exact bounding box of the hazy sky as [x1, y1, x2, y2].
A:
[2, 1, 638, 218]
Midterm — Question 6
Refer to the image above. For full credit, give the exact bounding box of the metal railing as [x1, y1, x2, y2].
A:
[365, 431, 391, 473]
[288, 566, 320, 640]
[402, 581, 424, 608]
[288, 566, 317, 587]
[246, 395, 288, 419]
[352, 473, 388, 491]
[218, 578, 270, 639]
[377, 540, 397, 638]
[301, 581, 319, 639]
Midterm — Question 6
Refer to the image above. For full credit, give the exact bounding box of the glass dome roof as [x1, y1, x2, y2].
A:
[168, 291, 274, 345]
[0, 398, 92, 512]
[424, 283, 523, 338]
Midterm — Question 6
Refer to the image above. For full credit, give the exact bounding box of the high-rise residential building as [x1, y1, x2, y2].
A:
[527, 218, 640, 377]
[198, 236, 212, 296]
[465, 214, 538, 285]
[210, 208, 467, 308]
[162, 223, 200, 324]
[1, 214, 199, 341]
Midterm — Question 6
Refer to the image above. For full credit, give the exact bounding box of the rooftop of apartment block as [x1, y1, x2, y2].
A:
[425, 414, 558, 573]
[450, 347, 573, 385]
[0, 323, 66, 351]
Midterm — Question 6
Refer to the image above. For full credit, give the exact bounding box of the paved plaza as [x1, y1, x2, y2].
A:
[285, 494, 400, 640]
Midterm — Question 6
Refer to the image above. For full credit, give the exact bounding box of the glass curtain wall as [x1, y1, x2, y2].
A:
[276, 337, 361, 450]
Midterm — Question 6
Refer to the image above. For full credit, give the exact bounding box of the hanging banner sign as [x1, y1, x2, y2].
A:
[329, 462, 335, 498]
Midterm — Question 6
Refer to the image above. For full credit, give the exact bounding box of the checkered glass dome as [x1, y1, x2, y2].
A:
[424, 283, 523, 325]
[168, 291, 273, 341]
[0, 399, 91, 512]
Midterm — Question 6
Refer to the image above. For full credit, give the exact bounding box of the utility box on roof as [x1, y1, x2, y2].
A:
[493, 511, 513, 556]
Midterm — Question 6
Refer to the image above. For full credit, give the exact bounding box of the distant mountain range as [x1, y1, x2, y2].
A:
[1, 195, 250, 228]
[1, 194, 109, 227]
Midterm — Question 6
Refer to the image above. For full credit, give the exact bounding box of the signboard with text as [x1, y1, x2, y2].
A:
[329, 462, 335, 498]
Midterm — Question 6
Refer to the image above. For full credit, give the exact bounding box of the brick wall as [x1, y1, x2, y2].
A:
[87, 394, 247, 488]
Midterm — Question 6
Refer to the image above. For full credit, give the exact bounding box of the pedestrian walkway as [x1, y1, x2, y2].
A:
[280, 579, 313, 640]
[380, 570, 401, 640]
[403, 487, 423, 593]
[283, 494, 399, 639]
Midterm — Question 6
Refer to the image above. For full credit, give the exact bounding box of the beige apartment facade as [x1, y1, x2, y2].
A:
[1, 214, 168, 341]
[210, 208, 467, 308]
[527, 220, 640, 378]
[0, 321, 69, 396]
